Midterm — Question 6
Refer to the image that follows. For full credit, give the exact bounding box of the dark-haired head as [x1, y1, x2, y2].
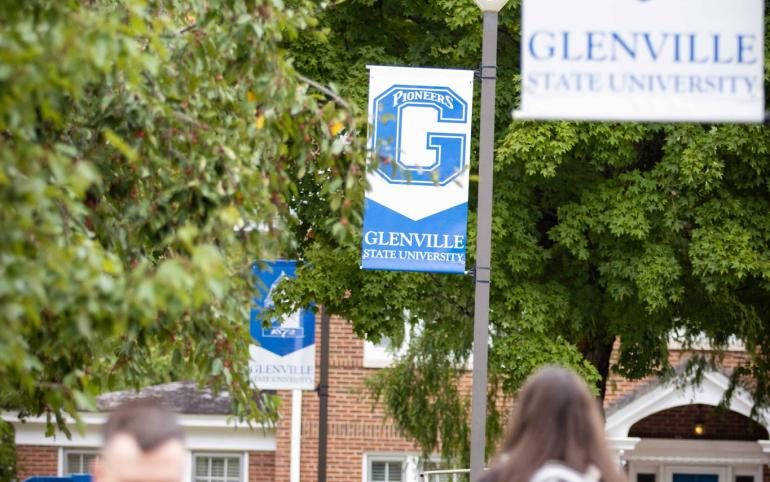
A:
[485, 366, 625, 482]
[101, 399, 184, 451]
[95, 399, 186, 482]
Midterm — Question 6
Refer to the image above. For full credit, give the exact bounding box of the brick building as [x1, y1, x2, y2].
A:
[6, 316, 770, 482]
[6, 382, 275, 482]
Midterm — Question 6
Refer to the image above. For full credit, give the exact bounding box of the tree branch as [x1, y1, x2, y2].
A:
[297, 73, 352, 112]
[179, 23, 197, 34]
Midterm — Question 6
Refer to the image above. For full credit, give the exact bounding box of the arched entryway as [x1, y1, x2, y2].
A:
[626, 405, 769, 482]
[603, 371, 770, 482]
[629, 404, 769, 441]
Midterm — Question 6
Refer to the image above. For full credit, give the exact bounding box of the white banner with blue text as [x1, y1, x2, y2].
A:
[515, 0, 765, 123]
[362, 66, 474, 274]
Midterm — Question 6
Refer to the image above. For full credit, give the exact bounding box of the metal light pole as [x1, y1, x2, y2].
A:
[470, 0, 507, 480]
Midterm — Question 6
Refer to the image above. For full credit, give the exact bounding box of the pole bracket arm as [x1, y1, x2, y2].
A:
[477, 64, 497, 80]
[473, 266, 491, 284]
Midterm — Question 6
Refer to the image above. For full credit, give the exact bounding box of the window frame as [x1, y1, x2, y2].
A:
[664, 465, 727, 482]
[364, 453, 410, 482]
[733, 466, 763, 482]
[362, 322, 472, 370]
[369, 458, 405, 482]
[363, 452, 452, 482]
[191, 452, 245, 482]
[63, 448, 100, 475]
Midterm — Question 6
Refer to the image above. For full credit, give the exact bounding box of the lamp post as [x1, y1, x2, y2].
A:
[470, 0, 507, 480]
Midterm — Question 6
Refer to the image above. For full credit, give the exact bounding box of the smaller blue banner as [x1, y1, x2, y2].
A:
[250, 260, 315, 357]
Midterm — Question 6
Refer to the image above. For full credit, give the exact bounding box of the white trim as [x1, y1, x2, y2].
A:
[608, 437, 642, 452]
[607, 436, 642, 466]
[625, 440, 768, 482]
[668, 333, 746, 352]
[290, 390, 302, 482]
[185, 451, 193, 482]
[629, 439, 769, 460]
[629, 457, 768, 464]
[664, 464, 726, 482]
[243, 451, 249, 482]
[605, 371, 769, 439]
[7, 412, 275, 452]
[57, 446, 64, 476]
[758, 440, 770, 455]
[2, 412, 269, 430]
[634, 441, 768, 468]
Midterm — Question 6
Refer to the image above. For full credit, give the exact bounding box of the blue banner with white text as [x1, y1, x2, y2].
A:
[362, 66, 474, 274]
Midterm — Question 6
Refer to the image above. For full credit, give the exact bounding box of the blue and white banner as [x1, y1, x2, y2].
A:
[249, 260, 315, 390]
[362, 66, 474, 274]
[514, 0, 765, 123]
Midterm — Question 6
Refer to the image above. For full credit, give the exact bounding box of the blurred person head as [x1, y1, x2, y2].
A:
[484, 366, 625, 482]
[93, 399, 185, 482]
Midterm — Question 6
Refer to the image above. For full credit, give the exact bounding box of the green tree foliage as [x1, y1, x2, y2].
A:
[276, 0, 770, 464]
[0, 421, 15, 482]
[0, 0, 364, 432]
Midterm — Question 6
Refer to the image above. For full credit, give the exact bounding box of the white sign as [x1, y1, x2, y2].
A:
[514, 0, 765, 123]
[362, 66, 474, 273]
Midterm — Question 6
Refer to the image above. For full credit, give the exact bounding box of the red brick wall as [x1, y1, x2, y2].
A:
[273, 315, 423, 482]
[629, 404, 768, 440]
[16, 445, 58, 480]
[248, 451, 275, 482]
[763, 465, 769, 482]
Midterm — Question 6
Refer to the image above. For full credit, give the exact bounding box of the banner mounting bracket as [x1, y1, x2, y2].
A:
[477, 64, 497, 80]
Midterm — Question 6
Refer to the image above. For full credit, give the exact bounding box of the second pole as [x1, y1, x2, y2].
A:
[317, 308, 330, 482]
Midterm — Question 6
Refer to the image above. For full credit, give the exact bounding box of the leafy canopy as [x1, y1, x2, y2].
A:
[0, 0, 364, 433]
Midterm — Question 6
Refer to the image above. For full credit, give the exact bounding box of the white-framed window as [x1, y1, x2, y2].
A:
[64, 449, 99, 474]
[370, 459, 404, 482]
[192, 453, 243, 482]
[364, 453, 456, 482]
[363, 336, 401, 368]
[364, 454, 413, 482]
[362, 321, 473, 370]
[667, 331, 745, 352]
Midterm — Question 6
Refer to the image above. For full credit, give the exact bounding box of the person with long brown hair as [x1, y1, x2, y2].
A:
[479, 366, 627, 482]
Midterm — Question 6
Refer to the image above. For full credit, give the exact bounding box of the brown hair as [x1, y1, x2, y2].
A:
[487, 366, 625, 482]
[102, 399, 184, 452]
